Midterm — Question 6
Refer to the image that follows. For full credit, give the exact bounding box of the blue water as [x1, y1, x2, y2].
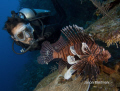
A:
[0, 0, 31, 91]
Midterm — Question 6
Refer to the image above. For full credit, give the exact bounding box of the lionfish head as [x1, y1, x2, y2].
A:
[98, 48, 111, 62]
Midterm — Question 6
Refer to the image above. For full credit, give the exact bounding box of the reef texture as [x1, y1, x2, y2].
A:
[89, 62, 120, 91]
[85, 1, 120, 47]
[34, 67, 90, 91]
[34, 62, 120, 91]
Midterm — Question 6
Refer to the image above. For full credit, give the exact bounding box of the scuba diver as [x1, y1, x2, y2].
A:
[3, 0, 67, 54]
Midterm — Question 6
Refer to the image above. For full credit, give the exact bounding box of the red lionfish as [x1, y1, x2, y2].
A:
[37, 25, 111, 80]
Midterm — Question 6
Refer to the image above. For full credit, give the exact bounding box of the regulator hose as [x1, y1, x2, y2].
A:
[12, 37, 45, 55]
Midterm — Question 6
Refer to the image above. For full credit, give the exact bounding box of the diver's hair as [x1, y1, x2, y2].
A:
[3, 17, 28, 35]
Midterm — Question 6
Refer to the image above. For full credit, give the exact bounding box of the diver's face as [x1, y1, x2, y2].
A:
[12, 23, 34, 44]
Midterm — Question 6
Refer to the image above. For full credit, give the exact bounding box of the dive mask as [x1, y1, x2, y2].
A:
[13, 23, 34, 41]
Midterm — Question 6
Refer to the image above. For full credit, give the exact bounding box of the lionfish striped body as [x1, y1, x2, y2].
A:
[37, 25, 111, 80]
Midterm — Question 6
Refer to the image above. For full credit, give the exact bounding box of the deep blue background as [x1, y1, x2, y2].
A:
[0, 0, 31, 91]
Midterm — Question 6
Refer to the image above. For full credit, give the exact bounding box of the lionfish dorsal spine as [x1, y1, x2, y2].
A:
[61, 25, 88, 44]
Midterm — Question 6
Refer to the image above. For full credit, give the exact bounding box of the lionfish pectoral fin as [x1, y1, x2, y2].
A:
[67, 55, 78, 65]
[70, 46, 81, 58]
[70, 46, 77, 55]
[81, 42, 91, 54]
[64, 65, 76, 80]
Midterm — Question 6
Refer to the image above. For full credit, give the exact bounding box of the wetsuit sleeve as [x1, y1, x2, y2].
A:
[41, 0, 67, 44]
[51, 0, 66, 25]
[44, 24, 61, 43]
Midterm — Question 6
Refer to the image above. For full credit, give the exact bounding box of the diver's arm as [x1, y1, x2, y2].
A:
[51, 0, 66, 25]
[41, 0, 66, 41]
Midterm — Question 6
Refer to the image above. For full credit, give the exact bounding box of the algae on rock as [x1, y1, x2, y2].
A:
[85, 3, 120, 47]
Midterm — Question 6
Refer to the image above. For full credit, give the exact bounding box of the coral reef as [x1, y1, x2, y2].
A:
[34, 63, 120, 91]
[89, 73, 117, 91]
[85, 1, 120, 47]
[89, 62, 120, 91]
[34, 67, 90, 91]
[34, 70, 59, 91]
